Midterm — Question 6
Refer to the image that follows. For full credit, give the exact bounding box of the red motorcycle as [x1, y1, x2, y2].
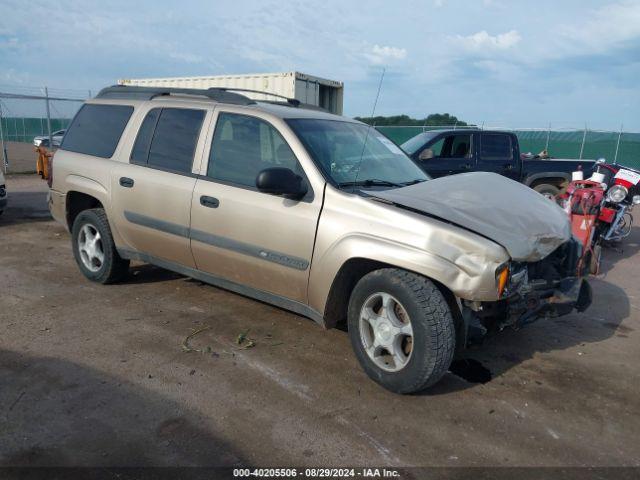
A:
[558, 174, 606, 275]
[559, 160, 640, 275]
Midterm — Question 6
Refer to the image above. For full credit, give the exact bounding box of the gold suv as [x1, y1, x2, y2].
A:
[49, 86, 591, 393]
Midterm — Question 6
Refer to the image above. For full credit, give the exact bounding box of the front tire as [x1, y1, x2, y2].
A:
[71, 208, 129, 284]
[347, 268, 455, 394]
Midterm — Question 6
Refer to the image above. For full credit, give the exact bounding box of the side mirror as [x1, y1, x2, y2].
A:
[418, 148, 434, 161]
[256, 167, 307, 200]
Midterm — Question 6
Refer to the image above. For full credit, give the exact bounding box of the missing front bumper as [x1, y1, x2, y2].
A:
[463, 277, 592, 344]
[513, 277, 592, 327]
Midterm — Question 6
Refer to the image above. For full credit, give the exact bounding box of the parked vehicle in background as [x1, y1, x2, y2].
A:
[0, 168, 6, 215]
[48, 85, 591, 393]
[401, 129, 596, 198]
[33, 129, 66, 148]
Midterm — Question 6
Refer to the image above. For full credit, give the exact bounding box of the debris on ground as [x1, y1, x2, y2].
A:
[236, 329, 256, 350]
[181, 325, 213, 353]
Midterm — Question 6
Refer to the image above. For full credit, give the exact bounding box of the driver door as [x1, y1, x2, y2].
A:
[415, 133, 474, 178]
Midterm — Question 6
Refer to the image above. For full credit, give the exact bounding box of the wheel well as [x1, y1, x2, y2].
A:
[323, 258, 463, 343]
[66, 191, 103, 230]
[530, 177, 567, 190]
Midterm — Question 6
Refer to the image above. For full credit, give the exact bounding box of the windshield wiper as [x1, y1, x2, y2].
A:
[401, 179, 427, 186]
[338, 179, 403, 188]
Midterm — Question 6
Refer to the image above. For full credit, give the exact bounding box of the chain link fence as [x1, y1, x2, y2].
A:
[0, 86, 87, 173]
[2, 85, 639, 172]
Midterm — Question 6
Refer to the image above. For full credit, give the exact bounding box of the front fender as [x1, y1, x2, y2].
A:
[308, 232, 506, 316]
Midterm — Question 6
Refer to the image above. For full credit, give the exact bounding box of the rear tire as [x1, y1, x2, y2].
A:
[71, 208, 129, 284]
[347, 268, 455, 394]
[533, 183, 560, 200]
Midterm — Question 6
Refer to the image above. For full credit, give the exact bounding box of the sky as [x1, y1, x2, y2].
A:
[0, 0, 639, 130]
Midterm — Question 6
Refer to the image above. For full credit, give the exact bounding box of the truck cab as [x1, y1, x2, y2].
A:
[402, 129, 594, 198]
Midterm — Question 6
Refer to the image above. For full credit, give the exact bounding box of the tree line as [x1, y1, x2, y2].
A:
[354, 113, 468, 127]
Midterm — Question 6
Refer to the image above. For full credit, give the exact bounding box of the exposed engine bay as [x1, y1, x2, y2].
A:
[462, 239, 592, 344]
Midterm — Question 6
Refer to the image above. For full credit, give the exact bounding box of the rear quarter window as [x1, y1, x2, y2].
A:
[61, 104, 134, 158]
[480, 134, 513, 160]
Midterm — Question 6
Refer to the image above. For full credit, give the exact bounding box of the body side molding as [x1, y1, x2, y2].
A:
[123, 210, 310, 271]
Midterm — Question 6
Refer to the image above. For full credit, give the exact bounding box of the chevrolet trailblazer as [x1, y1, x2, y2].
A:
[48, 85, 591, 393]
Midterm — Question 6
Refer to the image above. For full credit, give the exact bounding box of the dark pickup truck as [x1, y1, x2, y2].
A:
[401, 129, 595, 198]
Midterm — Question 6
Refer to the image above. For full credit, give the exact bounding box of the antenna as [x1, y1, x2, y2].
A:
[353, 67, 386, 188]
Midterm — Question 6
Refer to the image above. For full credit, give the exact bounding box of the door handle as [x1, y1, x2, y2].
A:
[200, 195, 219, 208]
[119, 177, 134, 188]
[463, 163, 472, 169]
[504, 164, 513, 171]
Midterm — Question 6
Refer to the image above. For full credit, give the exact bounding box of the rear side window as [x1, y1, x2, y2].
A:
[61, 104, 133, 158]
[131, 107, 205, 174]
[480, 134, 513, 160]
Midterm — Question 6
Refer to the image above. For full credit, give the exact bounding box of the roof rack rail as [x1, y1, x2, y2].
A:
[95, 85, 256, 105]
[216, 87, 301, 107]
[262, 100, 327, 112]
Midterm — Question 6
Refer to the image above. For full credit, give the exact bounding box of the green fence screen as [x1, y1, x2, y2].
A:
[376, 126, 640, 170]
[2, 117, 639, 170]
[0, 117, 72, 143]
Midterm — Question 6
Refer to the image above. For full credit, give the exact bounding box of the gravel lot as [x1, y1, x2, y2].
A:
[1, 175, 639, 468]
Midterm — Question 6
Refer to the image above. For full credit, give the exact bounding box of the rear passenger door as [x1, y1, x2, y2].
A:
[190, 110, 322, 303]
[477, 133, 519, 181]
[415, 133, 474, 178]
[111, 104, 209, 267]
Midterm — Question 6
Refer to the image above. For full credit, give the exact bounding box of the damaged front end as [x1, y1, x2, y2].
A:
[462, 239, 593, 342]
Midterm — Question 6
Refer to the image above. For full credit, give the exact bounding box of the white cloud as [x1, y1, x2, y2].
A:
[454, 29, 521, 50]
[559, 1, 640, 53]
[364, 44, 407, 65]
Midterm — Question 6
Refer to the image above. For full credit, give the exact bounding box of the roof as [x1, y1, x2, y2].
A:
[251, 102, 357, 122]
[93, 85, 357, 123]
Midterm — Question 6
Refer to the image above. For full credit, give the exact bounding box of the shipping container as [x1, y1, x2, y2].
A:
[118, 72, 344, 115]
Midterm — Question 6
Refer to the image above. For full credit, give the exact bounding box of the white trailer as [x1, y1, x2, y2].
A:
[118, 72, 344, 115]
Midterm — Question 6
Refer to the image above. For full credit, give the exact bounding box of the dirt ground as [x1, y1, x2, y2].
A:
[1, 174, 639, 468]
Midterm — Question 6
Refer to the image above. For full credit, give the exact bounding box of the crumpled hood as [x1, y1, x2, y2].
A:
[372, 172, 571, 262]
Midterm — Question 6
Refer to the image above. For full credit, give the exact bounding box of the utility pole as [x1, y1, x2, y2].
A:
[45, 87, 53, 149]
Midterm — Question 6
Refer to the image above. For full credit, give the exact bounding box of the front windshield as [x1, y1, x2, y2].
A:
[400, 131, 440, 155]
[287, 119, 429, 187]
